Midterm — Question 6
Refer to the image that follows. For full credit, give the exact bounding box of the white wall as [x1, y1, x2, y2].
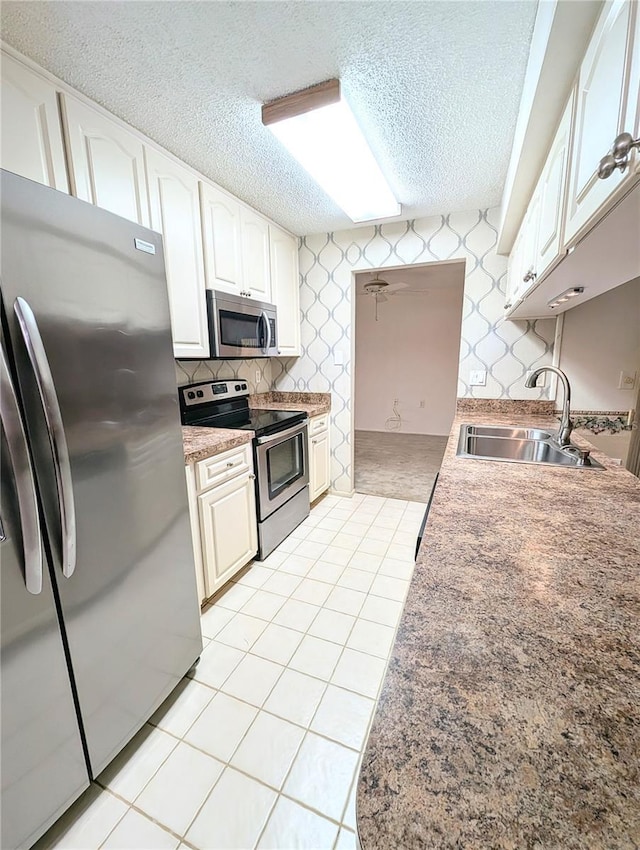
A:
[354, 267, 464, 436]
[559, 277, 640, 411]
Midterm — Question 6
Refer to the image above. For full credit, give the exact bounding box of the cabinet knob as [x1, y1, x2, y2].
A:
[226, 462, 234, 468]
[522, 268, 537, 283]
[598, 132, 640, 179]
[249, 473, 256, 480]
[504, 303, 512, 310]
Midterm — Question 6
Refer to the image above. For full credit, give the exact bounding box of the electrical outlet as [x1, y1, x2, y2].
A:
[334, 350, 344, 366]
[255, 370, 261, 386]
[618, 370, 637, 390]
[469, 370, 487, 387]
[419, 400, 425, 408]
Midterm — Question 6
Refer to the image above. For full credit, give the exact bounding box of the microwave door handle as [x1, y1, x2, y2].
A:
[262, 311, 272, 354]
[259, 311, 271, 355]
[14, 297, 76, 579]
[0, 346, 43, 594]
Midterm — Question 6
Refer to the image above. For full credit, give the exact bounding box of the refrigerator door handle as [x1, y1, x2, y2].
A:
[14, 296, 77, 578]
[0, 346, 43, 593]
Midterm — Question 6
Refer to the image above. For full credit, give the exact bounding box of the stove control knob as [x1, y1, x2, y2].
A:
[187, 391, 195, 399]
[242, 383, 247, 390]
[235, 384, 241, 391]
[196, 390, 204, 398]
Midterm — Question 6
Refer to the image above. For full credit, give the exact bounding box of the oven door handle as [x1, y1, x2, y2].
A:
[257, 421, 307, 445]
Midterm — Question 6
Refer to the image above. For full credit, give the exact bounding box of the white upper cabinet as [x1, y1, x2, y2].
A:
[535, 90, 574, 279]
[201, 183, 276, 304]
[61, 94, 149, 226]
[240, 208, 272, 301]
[269, 225, 301, 356]
[564, 0, 640, 244]
[0, 54, 68, 191]
[145, 148, 209, 359]
[506, 185, 541, 308]
[200, 182, 243, 295]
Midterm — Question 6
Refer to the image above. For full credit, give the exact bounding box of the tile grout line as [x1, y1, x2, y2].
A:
[97, 493, 422, 850]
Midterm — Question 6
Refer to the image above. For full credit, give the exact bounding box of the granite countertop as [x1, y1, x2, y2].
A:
[182, 426, 253, 464]
[357, 412, 640, 849]
[249, 391, 331, 418]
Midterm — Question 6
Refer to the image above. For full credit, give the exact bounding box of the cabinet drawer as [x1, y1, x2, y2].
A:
[309, 414, 329, 436]
[196, 443, 252, 492]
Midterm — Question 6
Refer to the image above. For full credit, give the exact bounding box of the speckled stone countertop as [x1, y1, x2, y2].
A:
[249, 391, 331, 418]
[182, 426, 253, 464]
[358, 412, 640, 850]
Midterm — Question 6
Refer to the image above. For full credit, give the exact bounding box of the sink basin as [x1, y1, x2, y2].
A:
[457, 425, 604, 469]
[465, 425, 553, 441]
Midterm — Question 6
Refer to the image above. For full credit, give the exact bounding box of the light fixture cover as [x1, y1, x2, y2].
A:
[548, 287, 585, 308]
[263, 81, 400, 223]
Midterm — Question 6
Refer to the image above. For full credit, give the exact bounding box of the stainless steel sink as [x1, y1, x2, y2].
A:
[465, 425, 553, 441]
[457, 424, 604, 469]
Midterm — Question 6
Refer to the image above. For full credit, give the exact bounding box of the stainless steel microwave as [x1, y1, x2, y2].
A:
[206, 290, 279, 358]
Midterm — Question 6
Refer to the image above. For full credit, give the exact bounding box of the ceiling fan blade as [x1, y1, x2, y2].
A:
[377, 294, 388, 303]
[385, 281, 410, 292]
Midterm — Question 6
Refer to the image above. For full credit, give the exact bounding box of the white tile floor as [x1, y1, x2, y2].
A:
[35, 493, 425, 850]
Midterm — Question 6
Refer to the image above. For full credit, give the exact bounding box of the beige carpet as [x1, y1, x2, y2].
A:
[355, 430, 448, 502]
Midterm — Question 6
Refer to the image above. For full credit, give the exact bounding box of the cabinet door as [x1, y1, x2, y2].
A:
[535, 90, 574, 280]
[270, 225, 301, 356]
[61, 95, 149, 225]
[200, 181, 243, 295]
[309, 429, 330, 502]
[0, 54, 68, 191]
[198, 473, 258, 596]
[564, 0, 640, 244]
[505, 225, 525, 312]
[145, 148, 210, 359]
[241, 208, 272, 300]
[507, 191, 541, 308]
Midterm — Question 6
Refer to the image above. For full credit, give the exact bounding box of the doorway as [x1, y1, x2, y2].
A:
[353, 261, 465, 502]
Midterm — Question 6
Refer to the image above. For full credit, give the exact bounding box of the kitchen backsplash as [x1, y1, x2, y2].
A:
[175, 359, 273, 394]
[272, 207, 556, 493]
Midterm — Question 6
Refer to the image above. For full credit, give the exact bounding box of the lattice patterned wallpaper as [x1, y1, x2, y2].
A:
[175, 359, 273, 393]
[271, 208, 556, 493]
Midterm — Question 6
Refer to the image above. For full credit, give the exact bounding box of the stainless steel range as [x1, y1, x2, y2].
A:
[179, 380, 310, 558]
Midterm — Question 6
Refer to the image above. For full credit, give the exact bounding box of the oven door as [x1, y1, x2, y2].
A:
[255, 422, 309, 519]
[208, 291, 278, 358]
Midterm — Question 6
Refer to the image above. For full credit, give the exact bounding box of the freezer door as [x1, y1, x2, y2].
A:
[0, 170, 202, 778]
[1, 343, 89, 850]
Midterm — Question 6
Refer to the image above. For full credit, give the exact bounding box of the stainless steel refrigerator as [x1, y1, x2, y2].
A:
[0, 169, 203, 849]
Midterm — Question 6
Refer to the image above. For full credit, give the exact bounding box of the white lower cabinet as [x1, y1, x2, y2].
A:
[186, 443, 258, 602]
[308, 415, 330, 502]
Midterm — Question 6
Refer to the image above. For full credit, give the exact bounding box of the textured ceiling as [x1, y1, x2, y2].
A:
[1, 1, 538, 235]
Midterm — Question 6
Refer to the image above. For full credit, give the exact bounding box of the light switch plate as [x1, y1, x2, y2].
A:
[618, 370, 637, 390]
[469, 370, 487, 386]
[334, 350, 344, 366]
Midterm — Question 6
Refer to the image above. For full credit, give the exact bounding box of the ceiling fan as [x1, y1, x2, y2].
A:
[358, 274, 427, 320]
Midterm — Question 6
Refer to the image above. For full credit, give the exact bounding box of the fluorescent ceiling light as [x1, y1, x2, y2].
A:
[263, 79, 400, 223]
[547, 287, 585, 309]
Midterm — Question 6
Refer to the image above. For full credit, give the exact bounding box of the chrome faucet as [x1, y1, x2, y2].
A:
[525, 366, 573, 446]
